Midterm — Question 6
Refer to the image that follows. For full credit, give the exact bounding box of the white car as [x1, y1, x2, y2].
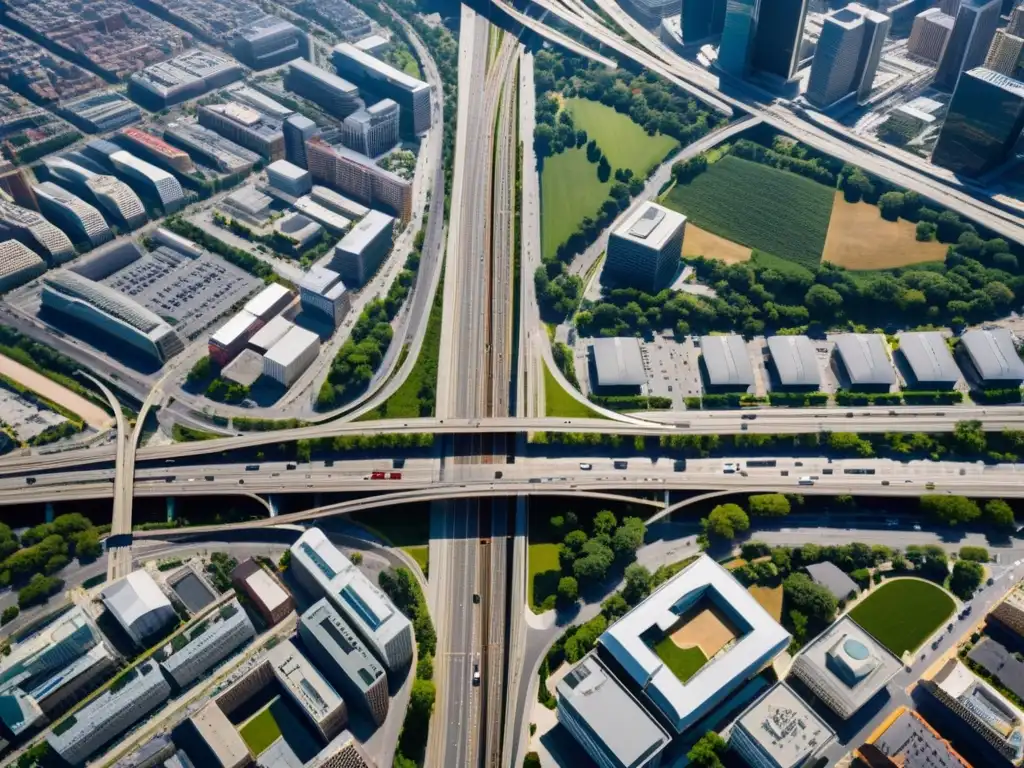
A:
[579, 463, 592, 471]
[722, 462, 739, 474]
[798, 476, 814, 485]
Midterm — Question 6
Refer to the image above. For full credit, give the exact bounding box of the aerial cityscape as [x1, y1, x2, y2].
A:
[0, 0, 1021, 766]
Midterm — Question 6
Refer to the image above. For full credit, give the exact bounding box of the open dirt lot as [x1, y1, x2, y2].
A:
[0, 353, 112, 429]
[748, 584, 784, 622]
[682, 224, 752, 264]
[670, 604, 739, 658]
[821, 192, 948, 270]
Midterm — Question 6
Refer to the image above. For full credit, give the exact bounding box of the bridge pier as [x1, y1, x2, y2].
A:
[45, 502, 54, 524]
[268, 495, 279, 518]
[166, 497, 175, 523]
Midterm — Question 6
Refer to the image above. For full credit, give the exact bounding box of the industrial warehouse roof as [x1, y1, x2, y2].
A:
[267, 159, 309, 180]
[249, 315, 294, 352]
[612, 202, 686, 250]
[210, 310, 258, 349]
[101, 571, 174, 630]
[961, 328, 1024, 383]
[265, 325, 319, 368]
[733, 683, 835, 768]
[767, 335, 820, 388]
[898, 332, 960, 386]
[861, 708, 970, 768]
[700, 335, 755, 387]
[806, 561, 860, 600]
[557, 653, 670, 767]
[589, 337, 646, 387]
[337, 210, 393, 254]
[791, 615, 902, 718]
[243, 283, 291, 319]
[598, 555, 789, 732]
[832, 333, 897, 387]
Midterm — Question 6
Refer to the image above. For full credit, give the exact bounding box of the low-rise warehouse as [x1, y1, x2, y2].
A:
[960, 328, 1024, 388]
[248, 315, 294, 354]
[310, 186, 368, 219]
[231, 558, 294, 626]
[766, 335, 820, 390]
[832, 333, 896, 391]
[158, 600, 256, 688]
[264, 325, 320, 386]
[293, 196, 351, 233]
[0, 240, 45, 292]
[700, 334, 755, 392]
[898, 331, 961, 389]
[275, 211, 322, 250]
[209, 310, 260, 366]
[587, 337, 646, 394]
[243, 283, 292, 322]
[101, 570, 177, 646]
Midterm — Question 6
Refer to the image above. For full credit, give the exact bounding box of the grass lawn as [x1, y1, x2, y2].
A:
[543, 363, 603, 418]
[849, 578, 956, 656]
[240, 705, 282, 756]
[403, 545, 429, 575]
[528, 542, 562, 612]
[564, 98, 678, 178]
[664, 155, 834, 269]
[653, 638, 707, 683]
[748, 584, 784, 621]
[822, 191, 948, 270]
[541, 146, 611, 260]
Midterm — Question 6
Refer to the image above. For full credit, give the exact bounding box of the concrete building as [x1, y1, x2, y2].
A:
[766, 335, 820, 390]
[985, 29, 1024, 75]
[198, 103, 285, 161]
[231, 16, 307, 70]
[284, 114, 319, 169]
[226, 86, 293, 120]
[604, 202, 685, 292]
[700, 334, 756, 391]
[856, 707, 971, 768]
[63, 92, 141, 133]
[556, 652, 671, 768]
[285, 58, 361, 119]
[119, 128, 194, 174]
[298, 599, 390, 726]
[231, 558, 294, 626]
[354, 34, 390, 56]
[267, 159, 312, 197]
[921, 659, 1024, 765]
[932, 67, 1024, 176]
[41, 270, 185, 363]
[187, 702, 252, 768]
[101, 570, 177, 646]
[806, 4, 891, 108]
[310, 186, 369, 219]
[1011, 2, 1024, 35]
[159, 600, 256, 688]
[332, 43, 431, 134]
[290, 528, 414, 672]
[597, 555, 790, 733]
[805, 561, 860, 600]
[163, 122, 261, 175]
[306, 139, 412, 221]
[276, 212, 323, 250]
[107, 151, 185, 214]
[264, 325, 320, 387]
[223, 186, 273, 221]
[243, 283, 292, 322]
[293, 196, 352, 233]
[331, 209, 393, 286]
[986, 585, 1024, 639]
[209, 310, 261, 366]
[832, 333, 897, 390]
[680, 0, 727, 43]
[791, 615, 903, 718]
[908, 8, 955, 62]
[729, 683, 835, 768]
[621, 0, 678, 27]
[935, 0, 1002, 90]
[342, 99, 400, 159]
[300, 266, 350, 327]
[307, 731, 376, 768]
[128, 51, 244, 109]
[214, 638, 347, 742]
[588, 337, 647, 394]
[897, 331, 961, 388]
[152, 227, 204, 259]
[44, 158, 146, 230]
[33, 182, 112, 247]
[248, 315, 295, 354]
[0, 239, 45, 292]
[960, 326, 1024, 387]
[46, 661, 172, 766]
[0, 199, 74, 264]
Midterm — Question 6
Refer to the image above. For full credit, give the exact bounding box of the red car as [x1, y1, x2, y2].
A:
[370, 471, 386, 480]
[388, 472, 402, 480]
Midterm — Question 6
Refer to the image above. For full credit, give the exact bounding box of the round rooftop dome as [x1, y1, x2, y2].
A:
[844, 638, 870, 661]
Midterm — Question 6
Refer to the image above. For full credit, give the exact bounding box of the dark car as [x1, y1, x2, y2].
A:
[613, 460, 628, 470]
[393, 458, 406, 469]
[673, 459, 686, 471]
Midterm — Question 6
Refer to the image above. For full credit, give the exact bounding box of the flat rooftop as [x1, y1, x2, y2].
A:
[701, 335, 755, 388]
[862, 707, 970, 768]
[612, 202, 686, 251]
[189, 702, 250, 768]
[589, 336, 646, 388]
[733, 682, 834, 768]
[337, 209, 393, 253]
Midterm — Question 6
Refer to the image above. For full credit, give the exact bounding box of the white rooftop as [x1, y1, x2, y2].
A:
[732, 683, 835, 768]
[245, 567, 291, 614]
[613, 202, 686, 250]
[244, 283, 291, 319]
[249, 314, 294, 352]
[101, 571, 173, 634]
[265, 325, 319, 368]
[210, 310, 258, 348]
[267, 159, 309, 180]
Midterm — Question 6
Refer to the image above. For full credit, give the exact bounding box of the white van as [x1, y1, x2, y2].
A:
[798, 476, 815, 486]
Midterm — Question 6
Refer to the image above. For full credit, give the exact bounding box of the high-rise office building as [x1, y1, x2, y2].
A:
[984, 29, 1024, 75]
[284, 114, 319, 169]
[285, 58, 361, 119]
[1009, 3, 1024, 36]
[681, 0, 727, 42]
[751, 0, 810, 80]
[605, 202, 686, 292]
[806, 4, 891, 107]
[719, 0, 760, 75]
[932, 67, 1024, 175]
[908, 8, 956, 63]
[232, 16, 308, 70]
[935, 0, 1001, 90]
[332, 43, 431, 135]
[941, 0, 961, 13]
[621, 0, 678, 26]
[330, 209, 394, 287]
[341, 99, 400, 158]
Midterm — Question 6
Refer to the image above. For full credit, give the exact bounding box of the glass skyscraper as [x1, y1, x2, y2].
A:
[719, 0, 761, 75]
[681, 0, 727, 43]
[751, 0, 810, 80]
[932, 67, 1024, 176]
[935, 0, 1001, 91]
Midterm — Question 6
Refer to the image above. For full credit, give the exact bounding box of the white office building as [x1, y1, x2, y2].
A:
[159, 600, 256, 688]
[108, 151, 185, 213]
[43, 156, 147, 229]
[331, 209, 394, 286]
[0, 199, 74, 264]
[267, 159, 312, 196]
[33, 182, 112, 247]
[263, 325, 320, 386]
[729, 683, 835, 768]
[300, 265, 350, 327]
[0, 239, 45, 292]
[604, 202, 685, 292]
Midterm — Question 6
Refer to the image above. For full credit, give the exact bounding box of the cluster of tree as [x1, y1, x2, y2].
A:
[380, 567, 436, 767]
[163, 217, 276, 281]
[767, 391, 830, 407]
[233, 417, 307, 432]
[534, 264, 583, 321]
[688, 732, 728, 768]
[7, 130, 80, 165]
[950, 559, 985, 600]
[534, 100, 588, 159]
[18, 574, 64, 609]
[551, 342, 580, 389]
[784, 572, 838, 644]
[727, 138, 839, 186]
[30, 421, 82, 448]
[0, 515, 102, 590]
[919, 494, 1015, 530]
[205, 552, 238, 593]
[1, 605, 18, 625]
[205, 378, 250, 405]
[589, 394, 672, 410]
[185, 356, 214, 388]
[701, 495, 797, 544]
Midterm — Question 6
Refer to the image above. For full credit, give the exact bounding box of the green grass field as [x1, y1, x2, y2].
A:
[663, 156, 835, 269]
[403, 545, 429, 576]
[541, 146, 611, 260]
[240, 705, 282, 756]
[528, 542, 562, 612]
[543, 363, 603, 418]
[565, 98, 678, 178]
[653, 639, 707, 683]
[849, 578, 956, 656]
